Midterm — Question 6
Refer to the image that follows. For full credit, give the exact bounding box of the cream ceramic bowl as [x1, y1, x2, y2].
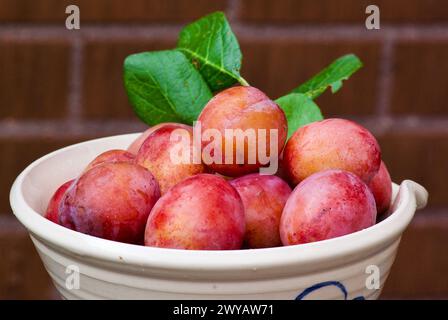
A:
[10, 133, 428, 300]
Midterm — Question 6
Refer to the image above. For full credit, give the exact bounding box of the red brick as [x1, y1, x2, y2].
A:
[0, 40, 70, 120]
[240, 39, 381, 116]
[0, 137, 94, 214]
[391, 40, 448, 115]
[0, 224, 55, 299]
[82, 38, 176, 119]
[0, 0, 227, 23]
[381, 212, 448, 298]
[239, 0, 448, 24]
[377, 132, 448, 206]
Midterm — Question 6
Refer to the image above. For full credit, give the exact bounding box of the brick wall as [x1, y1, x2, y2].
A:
[1, 0, 447, 299]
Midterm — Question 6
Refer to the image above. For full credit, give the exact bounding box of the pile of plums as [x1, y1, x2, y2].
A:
[45, 86, 392, 250]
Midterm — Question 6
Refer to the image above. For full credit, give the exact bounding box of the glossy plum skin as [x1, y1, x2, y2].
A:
[145, 174, 245, 250]
[230, 174, 291, 248]
[136, 124, 207, 194]
[283, 118, 381, 185]
[368, 161, 392, 215]
[44, 180, 74, 224]
[280, 170, 377, 246]
[197, 86, 287, 177]
[84, 149, 135, 172]
[59, 162, 160, 244]
[127, 123, 191, 155]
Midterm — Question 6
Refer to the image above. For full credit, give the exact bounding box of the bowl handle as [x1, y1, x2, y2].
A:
[403, 180, 428, 210]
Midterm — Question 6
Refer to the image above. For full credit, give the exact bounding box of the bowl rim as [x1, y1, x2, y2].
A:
[10, 133, 424, 272]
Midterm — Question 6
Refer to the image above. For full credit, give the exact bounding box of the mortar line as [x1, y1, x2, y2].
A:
[339, 116, 448, 136]
[67, 35, 83, 121]
[1, 116, 448, 139]
[0, 25, 180, 41]
[0, 214, 26, 233]
[376, 35, 395, 119]
[1, 24, 448, 41]
[0, 119, 147, 139]
[226, 0, 241, 23]
[234, 24, 448, 41]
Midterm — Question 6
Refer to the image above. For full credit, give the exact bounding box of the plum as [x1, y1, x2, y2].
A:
[283, 118, 381, 185]
[145, 174, 245, 250]
[59, 162, 160, 244]
[127, 123, 191, 155]
[128, 128, 154, 155]
[280, 169, 377, 245]
[197, 86, 287, 177]
[368, 161, 392, 215]
[136, 124, 207, 194]
[230, 174, 291, 248]
[84, 149, 135, 172]
[274, 152, 289, 181]
[45, 180, 74, 224]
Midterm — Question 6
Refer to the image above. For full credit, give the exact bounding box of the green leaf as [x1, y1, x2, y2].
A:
[124, 50, 213, 126]
[276, 93, 324, 138]
[177, 11, 247, 92]
[292, 54, 362, 99]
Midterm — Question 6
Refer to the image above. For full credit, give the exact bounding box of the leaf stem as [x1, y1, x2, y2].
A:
[239, 77, 250, 86]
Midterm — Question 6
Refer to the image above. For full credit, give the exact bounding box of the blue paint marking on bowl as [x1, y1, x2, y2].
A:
[296, 281, 366, 300]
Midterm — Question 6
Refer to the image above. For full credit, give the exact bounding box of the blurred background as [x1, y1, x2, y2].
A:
[0, 0, 447, 299]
